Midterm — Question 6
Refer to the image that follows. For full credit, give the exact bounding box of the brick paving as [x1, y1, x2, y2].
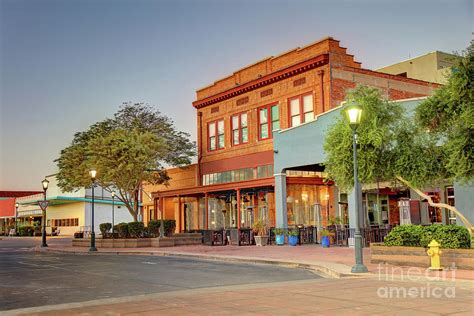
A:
[13, 278, 474, 315]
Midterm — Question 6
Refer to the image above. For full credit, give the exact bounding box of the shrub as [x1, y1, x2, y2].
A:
[287, 229, 299, 237]
[148, 220, 161, 237]
[163, 220, 176, 236]
[33, 221, 41, 236]
[384, 224, 471, 249]
[384, 225, 424, 247]
[319, 229, 334, 237]
[18, 225, 34, 236]
[252, 220, 267, 236]
[114, 222, 128, 238]
[273, 228, 285, 235]
[99, 223, 112, 238]
[146, 220, 176, 237]
[420, 225, 471, 249]
[128, 221, 145, 238]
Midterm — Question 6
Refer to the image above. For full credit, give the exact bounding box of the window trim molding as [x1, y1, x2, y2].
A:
[257, 102, 279, 141]
[230, 111, 249, 147]
[287, 91, 314, 127]
[207, 118, 225, 152]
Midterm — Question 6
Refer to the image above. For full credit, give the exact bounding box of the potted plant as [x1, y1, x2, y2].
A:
[287, 229, 299, 246]
[273, 228, 286, 245]
[253, 220, 268, 246]
[320, 229, 333, 248]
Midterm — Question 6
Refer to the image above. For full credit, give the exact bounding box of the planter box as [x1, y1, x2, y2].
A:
[173, 233, 202, 246]
[72, 238, 152, 248]
[151, 237, 175, 247]
[72, 235, 202, 248]
[370, 243, 474, 270]
[254, 235, 269, 246]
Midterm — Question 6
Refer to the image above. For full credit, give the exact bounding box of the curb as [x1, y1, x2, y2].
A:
[36, 247, 361, 279]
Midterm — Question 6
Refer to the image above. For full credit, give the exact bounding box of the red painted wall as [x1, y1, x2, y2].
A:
[0, 198, 16, 217]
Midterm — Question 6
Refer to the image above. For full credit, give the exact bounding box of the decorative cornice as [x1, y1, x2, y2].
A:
[193, 54, 329, 109]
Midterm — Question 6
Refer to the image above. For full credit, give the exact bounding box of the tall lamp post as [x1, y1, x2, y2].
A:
[41, 179, 49, 247]
[89, 169, 97, 251]
[111, 191, 115, 240]
[15, 202, 19, 235]
[346, 102, 368, 273]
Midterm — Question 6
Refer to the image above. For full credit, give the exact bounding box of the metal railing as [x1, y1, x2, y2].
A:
[327, 225, 393, 247]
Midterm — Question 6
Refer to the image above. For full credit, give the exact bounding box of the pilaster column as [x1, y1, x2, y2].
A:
[317, 69, 325, 113]
[237, 189, 241, 229]
[204, 193, 209, 229]
[274, 172, 288, 228]
[348, 185, 366, 247]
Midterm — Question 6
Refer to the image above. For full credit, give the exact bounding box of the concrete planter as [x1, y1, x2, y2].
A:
[370, 243, 474, 270]
[173, 233, 202, 246]
[72, 233, 203, 248]
[254, 235, 268, 246]
[151, 237, 175, 247]
[72, 238, 152, 248]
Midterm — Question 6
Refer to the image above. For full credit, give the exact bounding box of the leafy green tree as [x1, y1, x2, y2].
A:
[56, 103, 195, 221]
[323, 52, 473, 230]
[324, 85, 446, 190]
[416, 42, 473, 182]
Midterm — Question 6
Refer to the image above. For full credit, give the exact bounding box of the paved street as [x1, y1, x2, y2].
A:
[1, 238, 473, 315]
[0, 239, 321, 311]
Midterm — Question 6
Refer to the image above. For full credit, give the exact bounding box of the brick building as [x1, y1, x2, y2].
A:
[145, 37, 438, 234]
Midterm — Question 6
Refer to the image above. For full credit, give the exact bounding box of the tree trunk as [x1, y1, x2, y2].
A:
[396, 176, 473, 235]
[134, 189, 140, 222]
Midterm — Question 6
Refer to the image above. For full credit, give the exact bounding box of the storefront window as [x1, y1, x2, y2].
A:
[286, 184, 333, 227]
[363, 193, 389, 226]
[446, 187, 456, 224]
[426, 191, 443, 223]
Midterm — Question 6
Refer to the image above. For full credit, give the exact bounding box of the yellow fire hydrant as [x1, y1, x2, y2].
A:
[427, 239, 443, 271]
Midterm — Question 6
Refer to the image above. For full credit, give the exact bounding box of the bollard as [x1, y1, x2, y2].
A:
[427, 239, 443, 271]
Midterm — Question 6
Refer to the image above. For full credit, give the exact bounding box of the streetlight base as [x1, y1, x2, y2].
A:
[351, 263, 368, 273]
[41, 244, 48, 248]
[89, 247, 97, 252]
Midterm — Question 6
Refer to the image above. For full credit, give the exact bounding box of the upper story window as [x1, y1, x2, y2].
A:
[289, 93, 314, 127]
[258, 104, 280, 140]
[208, 119, 225, 151]
[231, 112, 248, 146]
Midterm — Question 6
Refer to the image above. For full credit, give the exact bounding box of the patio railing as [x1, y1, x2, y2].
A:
[190, 225, 393, 247]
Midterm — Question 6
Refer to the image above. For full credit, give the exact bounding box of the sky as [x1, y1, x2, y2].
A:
[0, 0, 472, 191]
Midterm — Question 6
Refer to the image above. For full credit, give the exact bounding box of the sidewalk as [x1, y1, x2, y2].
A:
[39, 239, 474, 282]
[7, 278, 474, 316]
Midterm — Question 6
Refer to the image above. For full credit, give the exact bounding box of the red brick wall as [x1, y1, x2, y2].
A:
[197, 64, 331, 170]
[196, 37, 360, 100]
[331, 67, 438, 107]
[388, 89, 427, 100]
[332, 78, 356, 105]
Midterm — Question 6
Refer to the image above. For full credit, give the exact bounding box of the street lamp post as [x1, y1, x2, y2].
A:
[346, 102, 368, 273]
[111, 191, 115, 240]
[89, 169, 97, 251]
[15, 202, 19, 235]
[41, 179, 49, 247]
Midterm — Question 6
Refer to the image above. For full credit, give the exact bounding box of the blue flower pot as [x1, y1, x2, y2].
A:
[288, 235, 298, 246]
[322, 235, 330, 248]
[276, 234, 285, 245]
